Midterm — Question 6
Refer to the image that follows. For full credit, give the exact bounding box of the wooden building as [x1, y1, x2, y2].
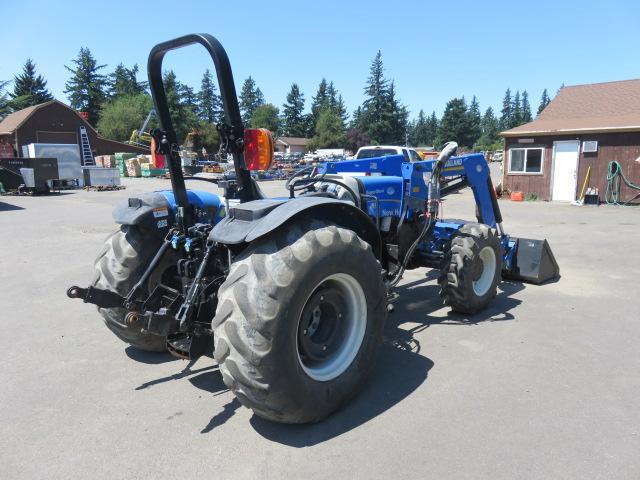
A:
[275, 136, 310, 154]
[0, 100, 148, 158]
[500, 79, 640, 203]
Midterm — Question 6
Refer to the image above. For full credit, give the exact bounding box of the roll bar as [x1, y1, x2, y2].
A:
[147, 33, 256, 211]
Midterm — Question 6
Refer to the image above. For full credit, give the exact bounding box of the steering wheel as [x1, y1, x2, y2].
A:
[285, 166, 324, 192]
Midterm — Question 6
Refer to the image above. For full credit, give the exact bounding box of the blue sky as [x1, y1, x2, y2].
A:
[2, 0, 639, 119]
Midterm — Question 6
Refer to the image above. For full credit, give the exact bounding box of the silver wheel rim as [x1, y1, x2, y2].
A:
[296, 273, 367, 382]
[473, 246, 497, 296]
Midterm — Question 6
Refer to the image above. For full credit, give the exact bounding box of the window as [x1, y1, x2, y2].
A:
[508, 148, 544, 174]
[356, 148, 398, 159]
[409, 149, 422, 162]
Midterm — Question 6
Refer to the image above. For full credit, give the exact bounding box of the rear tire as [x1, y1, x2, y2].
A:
[92, 226, 167, 352]
[213, 220, 386, 423]
[439, 223, 502, 314]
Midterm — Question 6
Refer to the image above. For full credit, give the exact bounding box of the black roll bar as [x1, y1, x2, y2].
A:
[147, 33, 255, 211]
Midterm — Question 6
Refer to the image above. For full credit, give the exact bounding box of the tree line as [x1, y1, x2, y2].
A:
[0, 49, 556, 153]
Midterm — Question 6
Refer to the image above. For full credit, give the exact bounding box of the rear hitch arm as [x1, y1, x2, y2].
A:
[67, 286, 126, 309]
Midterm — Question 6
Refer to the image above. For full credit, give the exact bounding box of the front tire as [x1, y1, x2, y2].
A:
[213, 220, 386, 423]
[439, 223, 502, 314]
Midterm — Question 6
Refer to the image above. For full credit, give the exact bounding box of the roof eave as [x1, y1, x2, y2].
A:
[500, 125, 640, 137]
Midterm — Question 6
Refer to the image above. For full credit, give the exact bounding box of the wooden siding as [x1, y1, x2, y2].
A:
[504, 133, 640, 203]
[14, 102, 147, 157]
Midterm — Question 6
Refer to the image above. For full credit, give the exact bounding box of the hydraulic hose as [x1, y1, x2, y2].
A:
[605, 160, 640, 205]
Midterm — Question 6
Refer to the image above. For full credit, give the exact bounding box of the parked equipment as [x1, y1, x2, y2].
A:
[67, 33, 559, 424]
[0, 157, 59, 193]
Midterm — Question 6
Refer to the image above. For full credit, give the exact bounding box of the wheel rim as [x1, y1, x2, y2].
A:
[296, 273, 367, 382]
[473, 246, 497, 296]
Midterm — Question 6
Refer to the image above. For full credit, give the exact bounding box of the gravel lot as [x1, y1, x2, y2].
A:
[1, 177, 639, 479]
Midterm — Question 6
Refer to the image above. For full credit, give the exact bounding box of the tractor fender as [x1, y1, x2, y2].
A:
[208, 196, 381, 257]
[112, 191, 175, 236]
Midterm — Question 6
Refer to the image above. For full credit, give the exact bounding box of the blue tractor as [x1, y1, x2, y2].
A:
[68, 33, 558, 424]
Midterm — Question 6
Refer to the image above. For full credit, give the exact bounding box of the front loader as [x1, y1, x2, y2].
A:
[68, 33, 559, 424]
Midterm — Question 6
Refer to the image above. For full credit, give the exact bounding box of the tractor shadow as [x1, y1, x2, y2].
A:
[250, 273, 523, 446]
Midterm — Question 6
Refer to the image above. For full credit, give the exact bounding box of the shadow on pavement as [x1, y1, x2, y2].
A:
[0, 201, 24, 211]
[125, 346, 177, 364]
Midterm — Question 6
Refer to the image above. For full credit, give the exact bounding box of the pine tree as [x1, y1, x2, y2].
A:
[107, 63, 146, 98]
[512, 90, 522, 127]
[309, 78, 330, 134]
[10, 58, 53, 111]
[426, 111, 438, 146]
[385, 81, 408, 144]
[467, 95, 482, 147]
[409, 109, 428, 146]
[162, 70, 197, 143]
[476, 107, 500, 150]
[499, 88, 513, 130]
[197, 69, 222, 123]
[250, 103, 280, 133]
[64, 47, 108, 125]
[437, 98, 469, 148]
[281, 83, 307, 137]
[537, 88, 551, 115]
[239, 76, 264, 124]
[0, 80, 11, 119]
[521, 90, 532, 123]
[360, 51, 390, 143]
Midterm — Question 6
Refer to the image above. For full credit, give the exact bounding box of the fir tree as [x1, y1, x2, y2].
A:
[537, 88, 551, 115]
[521, 90, 532, 123]
[466, 95, 482, 146]
[239, 76, 264, 124]
[281, 83, 307, 137]
[197, 69, 222, 123]
[64, 47, 108, 125]
[10, 58, 53, 110]
[107, 63, 146, 98]
[499, 88, 513, 130]
[437, 98, 469, 148]
[512, 90, 522, 127]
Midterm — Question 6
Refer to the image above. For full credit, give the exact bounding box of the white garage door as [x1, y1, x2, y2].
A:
[552, 141, 579, 201]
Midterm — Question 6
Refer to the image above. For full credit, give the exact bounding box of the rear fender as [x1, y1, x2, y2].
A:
[112, 191, 175, 237]
[208, 196, 382, 257]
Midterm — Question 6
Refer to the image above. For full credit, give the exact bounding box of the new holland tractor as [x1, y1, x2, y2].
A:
[67, 33, 559, 424]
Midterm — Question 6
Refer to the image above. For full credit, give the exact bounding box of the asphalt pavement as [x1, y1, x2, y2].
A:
[1, 177, 638, 479]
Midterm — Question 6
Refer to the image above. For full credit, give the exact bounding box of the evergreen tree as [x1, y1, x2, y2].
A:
[64, 47, 108, 125]
[437, 98, 469, 148]
[250, 103, 280, 133]
[281, 83, 307, 137]
[466, 95, 482, 147]
[521, 90, 532, 123]
[499, 88, 513, 130]
[345, 128, 370, 152]
[309, 78, 330, 134]
[537, 88, 551, 115]
[162, 70, 197, 143]
[239, 76, 264, 124]
[179, 83, 198, 112]
[359, 51, 390, 143]
[107, 63, 146, 98]
[409, 109, 428, 146]
[425, 111, 438, 146]
[10, 58, 53, 111]
[385, 81, 408, 144]
[197, 69, 222, 123]
[512, 90, 522, 127]
[476, 106, 500, 150]
[0, 80, 11, 119]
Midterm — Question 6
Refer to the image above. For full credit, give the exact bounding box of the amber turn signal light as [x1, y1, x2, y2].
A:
[244, 128, 274, 171]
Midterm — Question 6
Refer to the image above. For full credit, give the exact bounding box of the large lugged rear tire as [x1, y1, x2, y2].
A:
[92, 226, 166, 352]
[439, 223, 502, 315]
[213, 220, 386, 423]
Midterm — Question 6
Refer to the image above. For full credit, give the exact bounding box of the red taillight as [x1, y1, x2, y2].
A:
[244, 128, 274, 171]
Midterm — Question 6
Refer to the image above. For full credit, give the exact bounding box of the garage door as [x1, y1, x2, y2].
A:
[36, 131, 78, 144]
[552, 141, 579, 201]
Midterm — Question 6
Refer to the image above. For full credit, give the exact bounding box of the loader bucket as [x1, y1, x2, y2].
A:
[503, 237, 560, 284]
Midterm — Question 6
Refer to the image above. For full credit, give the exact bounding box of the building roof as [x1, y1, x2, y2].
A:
[0, 99, 97, 135]
[276, 136, 309, 147]
[501, 79, 640, 137]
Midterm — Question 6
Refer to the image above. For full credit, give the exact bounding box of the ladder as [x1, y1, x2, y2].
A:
[79, 126, 95, 166]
